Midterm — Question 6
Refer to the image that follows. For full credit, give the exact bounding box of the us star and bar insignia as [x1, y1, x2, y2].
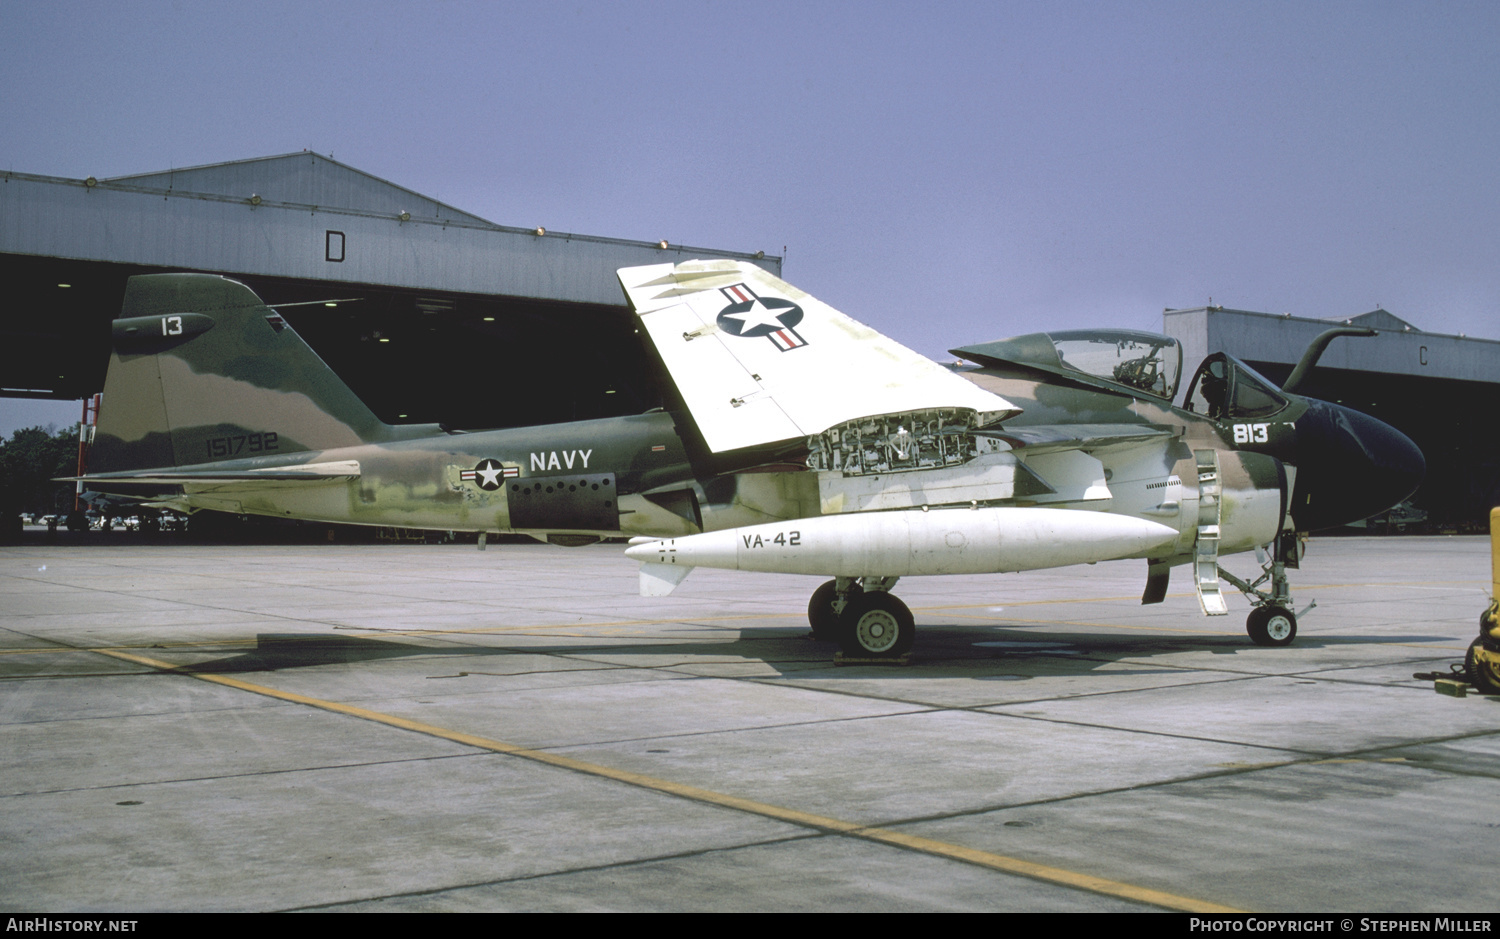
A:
[715, 283, 808, 351]
[461, 459, 519, 491]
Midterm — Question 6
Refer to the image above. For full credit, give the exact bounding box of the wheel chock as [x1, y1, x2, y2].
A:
[1434, 678, 1468, 698]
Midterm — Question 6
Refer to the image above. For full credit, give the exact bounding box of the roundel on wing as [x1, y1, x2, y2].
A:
[716, 296, 805, 337]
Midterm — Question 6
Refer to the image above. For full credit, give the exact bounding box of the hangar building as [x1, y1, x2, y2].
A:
[0, 151, 778, 430]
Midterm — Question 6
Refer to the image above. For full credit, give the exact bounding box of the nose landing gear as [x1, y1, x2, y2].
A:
[1219, 532, 1312, 647]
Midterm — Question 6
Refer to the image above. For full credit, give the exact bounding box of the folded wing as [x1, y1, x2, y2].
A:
[619, 260, 1020, 453]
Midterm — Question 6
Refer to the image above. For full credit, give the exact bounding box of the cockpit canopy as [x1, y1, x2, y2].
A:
[952, 329, 1183, 401]
[1182, 353, 1290, 420]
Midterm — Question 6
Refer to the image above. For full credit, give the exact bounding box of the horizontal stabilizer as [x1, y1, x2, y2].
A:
[619, 261, 1020, 453]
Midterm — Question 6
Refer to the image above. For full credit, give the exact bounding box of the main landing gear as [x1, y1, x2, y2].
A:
[1218, 532, 1309, 647]
[808, 577, 914, 658]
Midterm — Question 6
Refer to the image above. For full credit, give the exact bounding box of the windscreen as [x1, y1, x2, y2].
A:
[1184, 354, 1289, 420]
[1049, 331, 1182, 400]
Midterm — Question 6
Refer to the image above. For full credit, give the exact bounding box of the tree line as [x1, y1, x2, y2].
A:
[1, 425, 81, 520]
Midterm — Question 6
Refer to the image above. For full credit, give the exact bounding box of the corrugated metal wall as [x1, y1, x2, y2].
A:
[1, 153, 778, 307]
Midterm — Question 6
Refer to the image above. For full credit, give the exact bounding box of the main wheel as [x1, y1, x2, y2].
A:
[1466, 638, 1500, 695]
[808, 580, 862, 641]
[1246, 605, 1297, 647]
[837, 592, 915, 658]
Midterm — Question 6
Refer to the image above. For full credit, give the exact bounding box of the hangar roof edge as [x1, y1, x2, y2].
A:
[98, 151, 498, 227]
[1, 162, 781, 263]
[1164, 303, 1497, 346]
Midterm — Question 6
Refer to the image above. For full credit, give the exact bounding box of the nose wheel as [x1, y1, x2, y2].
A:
[1246, 604, 1297, 646]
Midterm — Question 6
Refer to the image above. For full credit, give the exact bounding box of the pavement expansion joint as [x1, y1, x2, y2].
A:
[77, 646, 1246, 913]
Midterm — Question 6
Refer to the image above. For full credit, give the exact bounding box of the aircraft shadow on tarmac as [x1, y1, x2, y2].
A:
[170, 622, 1461, 682]
[181, 634, 457, 673]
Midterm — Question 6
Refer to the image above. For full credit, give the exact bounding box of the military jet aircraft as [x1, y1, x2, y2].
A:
[618, 261, 1424, 656]
[72, 265, 1422, 659]
[75, 273, 716, 546]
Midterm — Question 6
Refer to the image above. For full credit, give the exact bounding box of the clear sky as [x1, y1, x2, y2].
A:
[3, 0, 1496, 436]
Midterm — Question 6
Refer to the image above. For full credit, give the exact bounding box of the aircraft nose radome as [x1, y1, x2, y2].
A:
[1292, 400, 1425, 531]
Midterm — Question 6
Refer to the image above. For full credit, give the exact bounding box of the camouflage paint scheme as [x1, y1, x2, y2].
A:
[79, 269, 1421, 640]
[950, 329, 1423, 542]
[605, 261, 1424, 653]
[83, 273, 819, 542]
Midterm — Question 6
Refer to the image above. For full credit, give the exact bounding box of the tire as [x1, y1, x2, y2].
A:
[808, 580, 860, 641]
[837, 592, 915, 658]
[1247, 605, 1297, 647]
[1466, 639, 1500, 695]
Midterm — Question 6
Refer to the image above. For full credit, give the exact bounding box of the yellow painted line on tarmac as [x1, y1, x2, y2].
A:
[0, 614, 792, 659]
[1298, 580, 1485, 588]
[941, 612, 1218, 634]
[1306, 757, 1410, 765]
[90, 645, 1246, 914]
[0, 647, 86, 657]
[913, 593, 1189, 611]
[1392, 642, 1473, 651]
[4, 635, 269, 653]
[351, 610, 809, 637]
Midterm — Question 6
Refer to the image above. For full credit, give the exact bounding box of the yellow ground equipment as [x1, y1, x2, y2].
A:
[1465, 507, 1500, 695]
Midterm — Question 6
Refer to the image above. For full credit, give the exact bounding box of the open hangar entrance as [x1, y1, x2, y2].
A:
[3, 254, 662, 430]
[1, 255, 660, 431]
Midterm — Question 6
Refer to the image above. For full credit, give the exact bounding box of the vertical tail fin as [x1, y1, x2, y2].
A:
[91, 274, 392, 472]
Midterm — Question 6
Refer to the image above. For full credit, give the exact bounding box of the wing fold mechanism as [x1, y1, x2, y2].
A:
[620, 261, 1022, 454]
